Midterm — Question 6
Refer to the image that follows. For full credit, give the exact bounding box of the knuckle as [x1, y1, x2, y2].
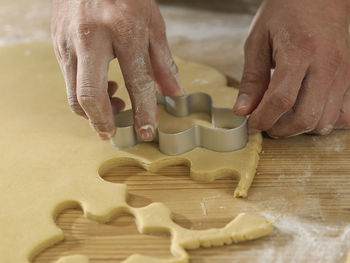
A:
[107, 5, 145, 43]
[67, 95, 78, 106]
[322, 48, 342, 72]
[128, 79, 157, 117]
[115, 17, 136, 38]
[276, 35, 315, 64]
[89, 119, 111, 132]
[72, 19, 97, 44]
[295, 113, 319, 131]
[282, 45, 312, 65]
[78, 94, 96, 108]
[116, 2, 137, 19]
[247, 115, 267, 132]
[269, 90, 295, 111]
[241, 71, 267, 88]
[54, 34, 66, 48]
[297, 36, 317, 56]
[57, 39, 73, 63]
[67, 96, 85, 116]
[130, 79, 155, 96]
[125, 68, 155, 93]
[111, 17, 138, 48]
[77, 85, 99, 107]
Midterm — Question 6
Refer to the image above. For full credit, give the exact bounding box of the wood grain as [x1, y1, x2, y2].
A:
[33, 131, 350, 263]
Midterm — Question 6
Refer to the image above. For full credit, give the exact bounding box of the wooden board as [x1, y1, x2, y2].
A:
[33, 131, 350, 263]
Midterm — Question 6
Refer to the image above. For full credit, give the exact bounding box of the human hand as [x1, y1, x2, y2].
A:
[234, 0, 350, 137]
[51, 0, 183, 141]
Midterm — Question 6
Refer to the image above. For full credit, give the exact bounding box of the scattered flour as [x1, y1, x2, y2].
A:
[311, 133, 348, 153]
[257, 212, 350, 263]
[200, 201, 207, 216]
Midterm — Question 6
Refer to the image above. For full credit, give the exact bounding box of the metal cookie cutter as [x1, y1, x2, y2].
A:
[110, 92, 248, 156]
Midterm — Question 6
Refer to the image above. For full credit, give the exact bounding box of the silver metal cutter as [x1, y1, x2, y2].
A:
[110, 92, 248, 155]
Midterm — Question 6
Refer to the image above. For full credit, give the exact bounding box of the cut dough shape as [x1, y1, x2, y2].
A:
[0, 42, 269, 263]
[54, 212, 272, 263]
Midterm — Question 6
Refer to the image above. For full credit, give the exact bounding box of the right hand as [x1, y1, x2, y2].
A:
[51, 0, 183, 141]
[234, 0, 350, 138]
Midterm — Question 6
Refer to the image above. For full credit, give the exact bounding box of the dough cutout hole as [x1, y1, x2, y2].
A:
[33, 208, 172, 263]
[99, 161, 240, 231]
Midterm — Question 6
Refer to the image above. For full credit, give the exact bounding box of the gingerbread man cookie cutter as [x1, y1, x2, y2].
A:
[110, 92, 248, 156]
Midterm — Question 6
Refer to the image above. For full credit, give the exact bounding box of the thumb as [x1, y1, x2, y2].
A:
[234, 32, 271, 115]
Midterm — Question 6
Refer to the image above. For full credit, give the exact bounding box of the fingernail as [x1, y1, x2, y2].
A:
[248, 128, 261, 135]
[139, 125, 155, 142]
[233, 93, 250, 113]
[98, 131, 114, 140]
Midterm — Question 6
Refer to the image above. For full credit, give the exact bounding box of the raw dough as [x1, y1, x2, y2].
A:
[0, 42, 270, 263]
[55, 255, 89, 263]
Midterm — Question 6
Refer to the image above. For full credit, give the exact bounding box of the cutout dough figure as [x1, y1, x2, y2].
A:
[0, 42, 270, 263]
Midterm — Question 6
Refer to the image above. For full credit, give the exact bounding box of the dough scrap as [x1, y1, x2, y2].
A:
[0, 42, 269, 263]
[54, 212, 272, 263]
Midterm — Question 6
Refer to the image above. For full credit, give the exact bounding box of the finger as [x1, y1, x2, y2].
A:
[75, 38, 115, 140]
[108, 81, 125, 114]
[314, 63, 348, 134]
[54, 38, 86, 118]
[267, 60, 339, 138]
[114, 41, 158, 142]
[108, 81, 118, 98]
[247, 57, 309, 134]
[149, 2, 184, 97]
[64, 57, 87, 118]
[111, 97, 125, 114]
[233, 30, 271, 115]
[335, 86, 350, 129]
[335, 62, 350, 129]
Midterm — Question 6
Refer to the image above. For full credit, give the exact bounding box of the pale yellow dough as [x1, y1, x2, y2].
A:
[55, 255, 89, 263]
[0, 42, 271, 263]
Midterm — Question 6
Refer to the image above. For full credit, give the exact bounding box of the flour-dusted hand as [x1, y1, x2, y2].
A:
[234, 0, 350, 137]
[51, 0, 183, 140]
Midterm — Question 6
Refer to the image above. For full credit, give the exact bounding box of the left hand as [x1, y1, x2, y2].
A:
[234, 0, 350, 137]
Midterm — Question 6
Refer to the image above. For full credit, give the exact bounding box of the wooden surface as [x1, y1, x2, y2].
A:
[2, 0, 349, 262]
[33, 131, 350, 263]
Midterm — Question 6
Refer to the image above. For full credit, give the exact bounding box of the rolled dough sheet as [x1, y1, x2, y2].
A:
[0, 42, 268, 263]
[55, 255, 89, 263]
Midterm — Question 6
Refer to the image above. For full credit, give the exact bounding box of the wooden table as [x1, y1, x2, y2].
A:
[33, 131, 350, 263]
[2, 0, 348, 262]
